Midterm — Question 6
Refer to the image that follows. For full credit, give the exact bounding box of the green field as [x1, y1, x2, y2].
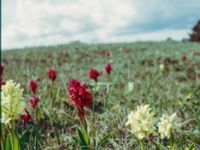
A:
[1, 41, 200, 149]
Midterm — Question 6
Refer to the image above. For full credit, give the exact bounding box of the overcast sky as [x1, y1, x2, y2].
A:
[2, 0, 200, 49]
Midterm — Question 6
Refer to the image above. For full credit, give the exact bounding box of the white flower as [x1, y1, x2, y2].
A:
[158, 113, 178, 139]
[126, 104, 156, 139]
[1, 80, 25, 124]
[127, 82, 134, 93]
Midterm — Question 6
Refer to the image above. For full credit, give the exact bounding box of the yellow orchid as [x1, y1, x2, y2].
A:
[126, 104, 156, 139]
[158, 113, 178, 139]
[1, 80, 25, 124]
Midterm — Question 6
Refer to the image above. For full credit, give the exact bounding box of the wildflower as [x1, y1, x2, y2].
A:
[105, 64, 112, 75]
[67, 79, 93, 109]
[1, 80, 25, 124]
[48, 68, 57, 81]
[67, 79, 93, 122]
[181, 55, 187, 62]
[22, 108, 32, 123]
[89, 68, 100, 82]
[159, 64, 165, 72]
[29, 96, 40, 109]
[127, 82, 134, 93]
[158, 113, 178, 139]
[126, 104, 156, 139]
[29, 80, 37, 94]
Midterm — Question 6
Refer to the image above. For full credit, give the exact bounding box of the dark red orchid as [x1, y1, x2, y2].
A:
[67, 79, 93, 123]
[29, 80, 37, 94]
[67, 79, 93, 108]
[22, 108, 32, 123]
[29, 96, 40, 109]
[48, 68, 57, 81]
[181, 55, 187, 62]
[89, 68, 100, 82]
[105, 64, 112, 75]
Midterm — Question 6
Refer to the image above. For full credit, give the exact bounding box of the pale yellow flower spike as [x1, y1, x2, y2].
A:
[158, 113, 178, 139]
[126, 104, 156, 139]
[1, 80, 25, 124]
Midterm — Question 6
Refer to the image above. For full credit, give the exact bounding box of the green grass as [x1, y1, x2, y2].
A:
[2, 41, 200, 149]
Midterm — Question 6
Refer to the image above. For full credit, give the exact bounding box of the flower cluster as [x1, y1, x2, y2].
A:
[22, 108, 32, 123]
[29, 80, 37, 95]
[158, 113, 178, 139]
[126, 104, 179, 141]
[89, 68, 100, 82]
[105, 64, 112, 75]
[126, 105, 156, 139]
[67, 79, 93, 121]
[68, 79, 92, 108]
[29, 96, 40, 109]
[1, 80, 25, 124]
[27, 78, 41, 123]
[48, 68, 57, 81]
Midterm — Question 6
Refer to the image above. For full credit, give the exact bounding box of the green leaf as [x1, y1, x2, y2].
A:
[6, 132, 12, 150]
[11, 130, 21, 150]
[77, 127, 89, 150]
[5, 129, 21, 150]
[187, 144, 194, 150]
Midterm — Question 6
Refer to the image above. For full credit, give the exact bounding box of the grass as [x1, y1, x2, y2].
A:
[1, 41, 200, 149]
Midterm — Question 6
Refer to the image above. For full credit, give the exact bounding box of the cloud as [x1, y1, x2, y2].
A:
[2, 0, 200, 49]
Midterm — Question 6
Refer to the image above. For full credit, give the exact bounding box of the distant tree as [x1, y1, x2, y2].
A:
[189, 20, 200, 42]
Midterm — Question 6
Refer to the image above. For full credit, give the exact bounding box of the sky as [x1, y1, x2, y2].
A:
[2, 0, 200, 49]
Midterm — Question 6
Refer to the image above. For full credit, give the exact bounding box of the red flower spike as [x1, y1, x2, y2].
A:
[67, 79, 93, 109]
[29, 96, 40, 109]
[33, 96, 40, 103]
[89, 68, 100, 82]
[29, 99, 36, 109]
[105, 64, 112, 75]
[47, 68, 57, 81]
[29, 80, 37, 94]
[181, 55, 187, 62]
[22, 109, 32, 123]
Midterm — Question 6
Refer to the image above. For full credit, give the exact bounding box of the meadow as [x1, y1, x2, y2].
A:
[1, 41, 200, 149]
